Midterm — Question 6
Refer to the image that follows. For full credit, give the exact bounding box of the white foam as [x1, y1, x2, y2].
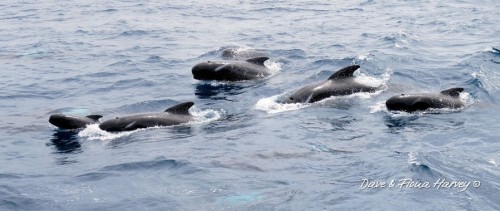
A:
[254, 95, 310, 114]
[459, 92, 474, 107]
[264, 59, 283, 75]
[354, 67, 392, 87]
[78, 124, 137, 141]
[369, 101, 387, 113]
[190, 108, 224, 124]
[407, 152, 420, 165]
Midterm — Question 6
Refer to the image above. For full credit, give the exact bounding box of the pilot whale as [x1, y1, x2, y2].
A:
[385, 88, 465, 112]
[192, 57, 270, 81]
[98, 102, 195, 132]
[49, 114, 102, 129]
[283, 65, 381, 103]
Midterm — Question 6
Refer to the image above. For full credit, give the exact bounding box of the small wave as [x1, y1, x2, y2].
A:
[216, 192, 262, 206]
[356, 52, 375, 61]
[76, 172, 118, 182]
[408, 152, 433, 175]
[382, 30, 420, 49]
[144, 55, 166, 63]
[119, 30, 147, 36]
[471, 66, 499, 92]
[308, 142, 356, 154]
[270, 48, 306, 58]
[100, 8, 118, 12]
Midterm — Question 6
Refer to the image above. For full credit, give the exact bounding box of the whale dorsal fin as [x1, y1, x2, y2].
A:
[328, 65, 360, 80]
[164, 102, 194, 114]
[86, 115, 103, 121]
[440, 87, 464, 97]
[246, 57, 269, 66]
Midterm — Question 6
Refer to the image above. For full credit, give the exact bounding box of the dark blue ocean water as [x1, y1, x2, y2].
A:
[1, 0, 499, 210]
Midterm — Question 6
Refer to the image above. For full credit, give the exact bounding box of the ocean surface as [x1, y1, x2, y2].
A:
[1, 0, 499, 210]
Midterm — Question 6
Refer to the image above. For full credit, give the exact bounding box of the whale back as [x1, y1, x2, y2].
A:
[245, 57, 269, 66]
[440, 87, 464, 97]
[49, 114, 101, 129]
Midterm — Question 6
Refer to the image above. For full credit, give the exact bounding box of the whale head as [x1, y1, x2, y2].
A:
[192, 61, 227, 80]
[49, 114, 102, 129]
[386, 88, 465, 112]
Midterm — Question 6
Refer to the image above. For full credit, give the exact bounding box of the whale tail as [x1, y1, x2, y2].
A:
[328, 65, 360, 80]
[440, 88, 464, 97]
[165, 102, 194, 115]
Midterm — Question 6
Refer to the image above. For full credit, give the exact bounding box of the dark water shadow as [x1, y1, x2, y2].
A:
[48, 130, 82, 154]
[194, 83, 245, 100]
[384, 113, 420, 131]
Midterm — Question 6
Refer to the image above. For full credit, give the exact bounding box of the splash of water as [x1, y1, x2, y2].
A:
[254, 95, 311, 114]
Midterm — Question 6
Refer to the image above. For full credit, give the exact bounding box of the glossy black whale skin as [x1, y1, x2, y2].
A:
[385, 88, 465, 112]
[49, 114, 102, 130]
[283, 65, 380, 103]
[192, 57, 270, 81]
[98, 102, 195, 132]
